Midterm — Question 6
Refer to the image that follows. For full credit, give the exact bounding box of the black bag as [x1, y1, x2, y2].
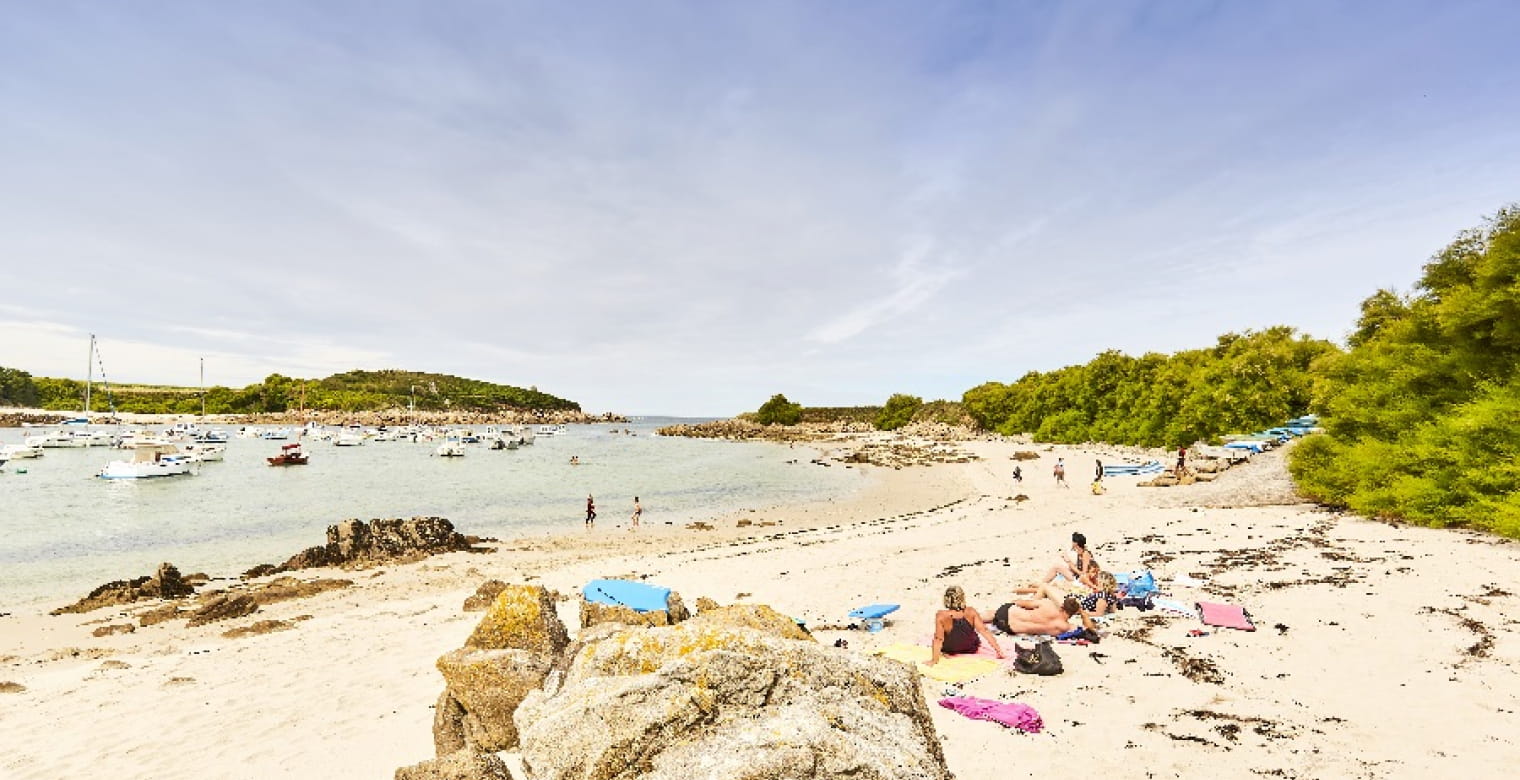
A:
[1013, 642, 1063, 675]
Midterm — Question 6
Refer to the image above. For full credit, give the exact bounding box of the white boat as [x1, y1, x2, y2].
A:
[99, 444, 197, 479]
[1, 443, 44, 460]
[434, 439, 467, 457]
[116, 431, 173, 449]
[168, 422, 201, 440]
[195, 429, 230, 443]
[261, 428, 291, 441]
[334, 431, 366, 447]
[26, 430, 89, 448]
[535, 425, 562, 437]
[237, 426, 263, 439]
[180, 443, 226, 462]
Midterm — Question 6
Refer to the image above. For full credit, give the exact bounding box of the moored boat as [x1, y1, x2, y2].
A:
[434, 439, 467, 457]
[0, 443, 44, 460]
[267, 442, 309, 466]
[99, 444, 197, 479]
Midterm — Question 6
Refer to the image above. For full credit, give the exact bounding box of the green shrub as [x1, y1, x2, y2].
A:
[754, 394, 802, 425]
[874, 394, 923, 431]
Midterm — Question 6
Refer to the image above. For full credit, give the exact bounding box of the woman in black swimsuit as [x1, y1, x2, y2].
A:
[930, 585, 1004, 665]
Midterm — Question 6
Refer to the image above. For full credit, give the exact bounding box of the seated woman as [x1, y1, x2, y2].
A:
[982, 595, 1097, 636]
[930, 586, 1004, 665]
[1042, 532, 1101, 590]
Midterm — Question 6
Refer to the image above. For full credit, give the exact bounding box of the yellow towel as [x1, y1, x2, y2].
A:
[873, 643, 1001, 683]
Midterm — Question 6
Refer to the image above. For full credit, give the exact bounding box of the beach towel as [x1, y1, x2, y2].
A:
[874, 643, 1002, 683]
[1172, 573, 1206, 587]
[1197, 601, 1256, 631]
[938, 696, 1043, 733]
[917, 635, 1013, 662]
[1152, 598, 1198, 617]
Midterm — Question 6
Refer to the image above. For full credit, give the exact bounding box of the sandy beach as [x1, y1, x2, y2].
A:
[3, 436, 1517, 779]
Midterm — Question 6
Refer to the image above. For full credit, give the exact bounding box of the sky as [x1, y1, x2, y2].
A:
[1, 1, 1517, 415]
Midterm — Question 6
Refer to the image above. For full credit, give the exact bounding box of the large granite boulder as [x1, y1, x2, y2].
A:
[513, 613, 948, 780]
[578, 591, 690, 630]
[395, 749, 513, 780]
[435, 648, 552, 751]
[249, 517, 477, 574]
[466, 585, 570, 655]
[51, 562, 195, 615]
[432, 584, 569, 754]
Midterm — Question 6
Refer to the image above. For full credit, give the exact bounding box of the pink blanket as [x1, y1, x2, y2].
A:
[938, 696, 1043, 733]
[1197, 601, 1256, 631]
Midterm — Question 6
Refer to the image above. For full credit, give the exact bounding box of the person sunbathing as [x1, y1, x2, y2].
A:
[930, 585, 1004, 665]
[983, 595, 1097, 636]
[1016, 571, 1121, 617]
[1042, 531, 1101, 589]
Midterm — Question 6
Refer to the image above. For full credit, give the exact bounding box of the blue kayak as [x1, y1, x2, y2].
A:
[583, 578, 673, 613]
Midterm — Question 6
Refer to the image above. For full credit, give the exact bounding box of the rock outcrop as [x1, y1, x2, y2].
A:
[513, 605, 948, 780]
[578, 590, 690, 630]
[463, 580, 508, 612]
[51, 563, 195, 615]
[433, 585, 569, 754]
[394, 749, 514, 780]
[243, 517, 480, 576]
[187, 594, 259, 627]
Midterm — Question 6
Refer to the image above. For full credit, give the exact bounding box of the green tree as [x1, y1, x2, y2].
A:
[1290, 204, 1520, 538]
[874, 394, 923, 431]
[754, 394, 802, 425]
[0, 367, 40, 407]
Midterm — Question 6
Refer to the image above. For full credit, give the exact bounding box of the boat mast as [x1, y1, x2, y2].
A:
[84, 333, 95, 415]
[200, 357, 206, 417]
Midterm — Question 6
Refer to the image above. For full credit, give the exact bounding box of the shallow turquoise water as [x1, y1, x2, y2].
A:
[0, 420, 864, 607]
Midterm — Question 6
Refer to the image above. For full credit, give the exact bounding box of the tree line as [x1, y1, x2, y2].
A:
[0, 368, 579, 415]
[749, 204, 1520, 538]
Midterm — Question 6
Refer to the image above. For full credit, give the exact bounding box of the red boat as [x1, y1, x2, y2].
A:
[267, 442, 309, 466]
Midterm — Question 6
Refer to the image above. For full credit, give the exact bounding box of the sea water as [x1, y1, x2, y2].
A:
[0, 419, 865, 608]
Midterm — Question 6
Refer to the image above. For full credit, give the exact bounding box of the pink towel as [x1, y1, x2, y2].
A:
[1197, 601, 1256, 631]
[938, 696, 1043, 733]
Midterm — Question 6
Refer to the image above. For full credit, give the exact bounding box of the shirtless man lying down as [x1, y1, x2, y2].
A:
[982, 595, 1097, 636]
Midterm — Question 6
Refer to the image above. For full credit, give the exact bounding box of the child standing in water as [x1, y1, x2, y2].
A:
[631, 496, 642, 529]
[585, 494, 596, 526]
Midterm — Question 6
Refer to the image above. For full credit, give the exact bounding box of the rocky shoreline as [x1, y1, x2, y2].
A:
[0, 408, 627, 428]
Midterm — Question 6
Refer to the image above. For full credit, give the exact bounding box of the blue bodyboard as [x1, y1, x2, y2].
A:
[583, 578, 672, 613]
[848, 603, 900, 620]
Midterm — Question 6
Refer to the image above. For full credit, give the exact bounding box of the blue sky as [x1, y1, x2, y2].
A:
[1, 1, 1517, 414]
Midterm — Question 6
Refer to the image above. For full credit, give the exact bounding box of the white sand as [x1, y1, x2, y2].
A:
[3, 439, 1518, 778]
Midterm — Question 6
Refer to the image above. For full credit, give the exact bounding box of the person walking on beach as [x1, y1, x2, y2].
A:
[1053, 458, 1067, 487]
[1012, 465, 1023, 484]
[631, 496, 642, 529]
[585, 494, 596, 526]
[1175, 446, 1188, 476]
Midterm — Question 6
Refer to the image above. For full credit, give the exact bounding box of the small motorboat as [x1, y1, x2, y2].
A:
[99, 444, 197, 479]
[267, 442, 309, 466]
[0, 443, 44, 460]
[434, 439, 466, 457]
[334, 431, 367, 447]
[181, 443, 226, 462]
